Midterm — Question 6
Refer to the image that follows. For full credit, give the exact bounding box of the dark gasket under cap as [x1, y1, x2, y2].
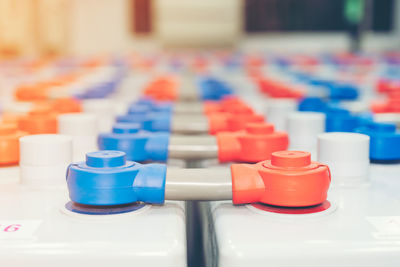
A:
[65, 201, 146, 215]
[251, 200, 331, 214]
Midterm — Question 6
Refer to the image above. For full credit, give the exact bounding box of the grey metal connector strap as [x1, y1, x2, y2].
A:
[171, 115, 210, 135]
[168, 135, 218, 160]
[165, 168, 233, 201]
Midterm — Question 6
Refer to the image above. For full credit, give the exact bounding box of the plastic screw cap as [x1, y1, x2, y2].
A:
[231, 151, 331, 207]
[1, 112, 23, 126]
[318, 132, 370, 185]
[86, 151, 126, 167]
[67, 151, 167, 205]
[52, 98, 82, 114]
[217, 122, 289, 163]
[226, 113, 265, 132]
[265, 98, 298, 131]
[82, 99, 114, 113]
[98, 123, 169, 162]
[20, 134, 73, 185]
[18, 106, 58, 134]
[355, 122, 400, 161]
[270, 150, 311, 168]
[298, 97, 326, 112]
[127, 105, 151, 116]
[58, 113, 99, 161]
[112, 123, 140, 134]
[82, 99, 115, 132]
[287, 112, 326, 153]
[0, 124, 27, 165]
[58, 113, 98, 136]
[245, 123, 274, 135]
[325, 108, 358, 132]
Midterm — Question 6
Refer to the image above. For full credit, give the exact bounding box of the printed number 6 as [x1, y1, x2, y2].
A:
[4, 224, 21, 232]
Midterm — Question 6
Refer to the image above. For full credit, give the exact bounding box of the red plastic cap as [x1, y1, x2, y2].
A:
[208, 113, 230, 134]
[258, 78, 305, 99]
[223, 104, 254, 115]
[370, 101, 389, 113]
[217, 122, 289, 163]
[371, 98, 400, 113]
[231, 150, 331, 207]
[377, 79, 400, 93]
[204, 101, 223, 115]
[0, 124, 27, 165]
[207, 110, 264, 134]
[245, 123, 274, 135]
[142, 76, 178, 101]
[226, 113, 264, 132]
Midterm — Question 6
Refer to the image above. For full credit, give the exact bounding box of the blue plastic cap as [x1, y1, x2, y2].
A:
[113, 123, 140, 134]
[152, 102, 173, 113]
[325, 108, 357, 132]
[145, 133, 170, 161]
[308, 78, 332, 87]
[116, 111, 172, 132]
[98, 132, 148, 162]
[199, 78, 233, 100]
[136, 98, 156, 107]
[86, 151, 126, 168]
[98, 129, 170, 162]
[355, 127, 400, 161]
[116, 114, 144, 124]
[128, 105, 151, 116]
[129, 100, 173, 114]
[328, 83, 359, 100]
[298, 97, 326, 112]
[142, 112, 172, 132]
[324, 106, 350, 115]
[369, 122, 396, 133]
[67, 151, 167, 206]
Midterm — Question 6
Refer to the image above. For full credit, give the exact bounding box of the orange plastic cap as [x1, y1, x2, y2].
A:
[52, 98, 82, 114]
[217, 122, 289, 163]
[226, 113, 265, 132]
[14, 83, 49, 101]
[207, 113, 230, 134]
[270, 151, 311, 168]
[18, 106, 58, 134]
[1, 112, 23, 126]
[203, 101, 222, 115]
[0, 124, 27, 165]
[231, 150, 331, 207]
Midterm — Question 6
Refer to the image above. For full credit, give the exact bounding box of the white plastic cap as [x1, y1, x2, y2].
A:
[317, 132, 370, 185]
[265, 98, 297, 131]
[82, 99, 115, 132]
[58, 113, 99, 161]
[19, 134, 73, 186]
[58, 113, 98, 136]
[82, 99, 114, 113]
[288, 112, 325, 155]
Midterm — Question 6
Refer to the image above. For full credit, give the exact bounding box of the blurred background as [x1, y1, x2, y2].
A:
[0, 0, 399, 57]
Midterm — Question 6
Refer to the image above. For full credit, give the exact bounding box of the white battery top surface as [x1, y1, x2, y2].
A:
[210, 164, 400, 267]
[0, 184, 186, 267]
